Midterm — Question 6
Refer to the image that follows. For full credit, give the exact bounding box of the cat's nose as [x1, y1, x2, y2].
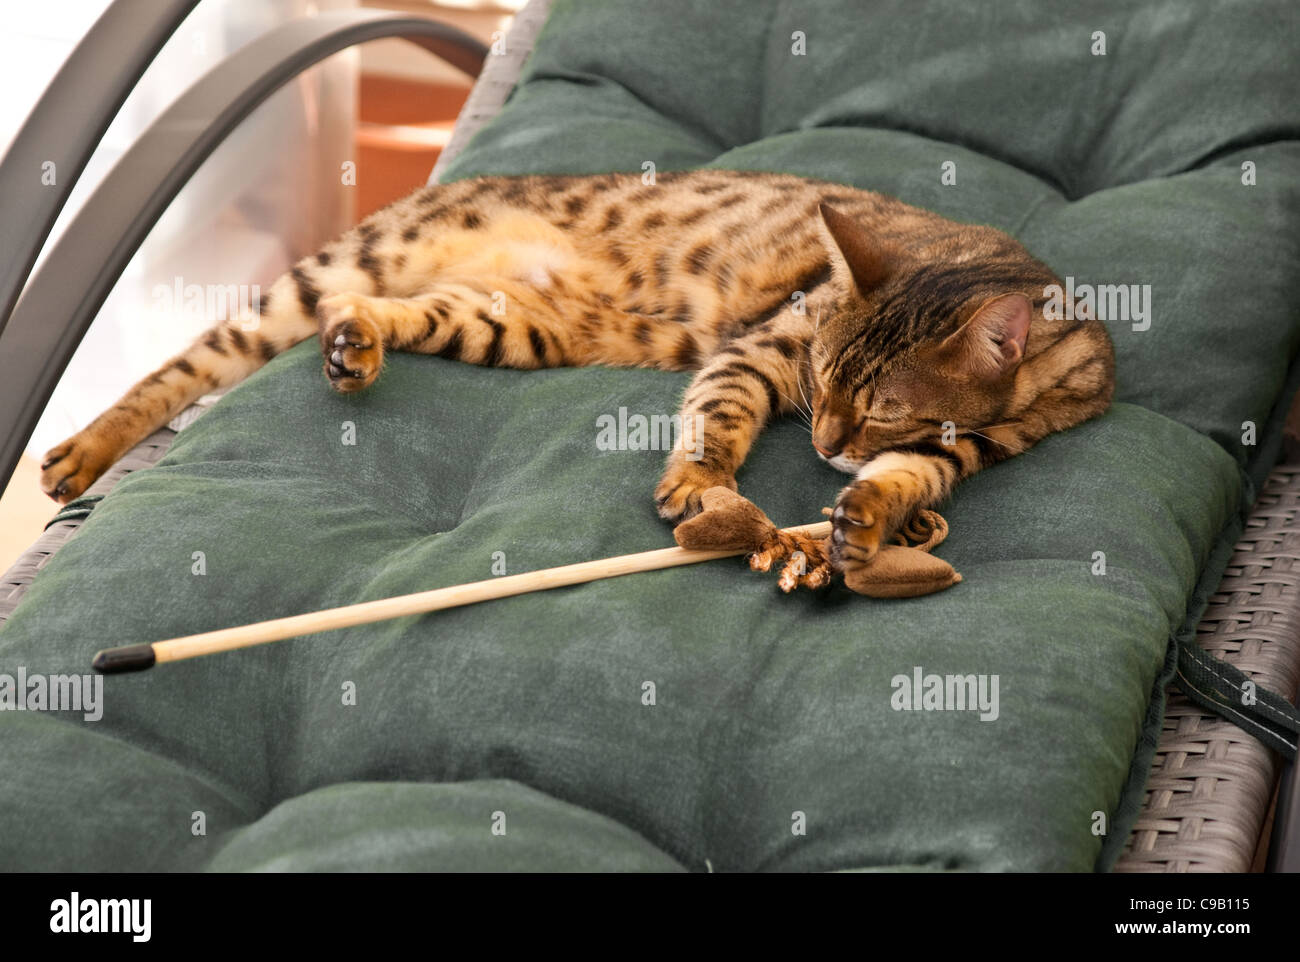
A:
[811, 413, 852, 459]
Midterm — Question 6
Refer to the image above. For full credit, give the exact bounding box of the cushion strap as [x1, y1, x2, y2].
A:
[1176, 642, 1300, 760]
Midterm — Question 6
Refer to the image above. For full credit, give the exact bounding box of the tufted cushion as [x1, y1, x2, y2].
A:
[1, 0, 1297, 871]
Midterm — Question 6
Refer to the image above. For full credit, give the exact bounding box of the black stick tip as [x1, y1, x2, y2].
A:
[92, 643, 156, 674]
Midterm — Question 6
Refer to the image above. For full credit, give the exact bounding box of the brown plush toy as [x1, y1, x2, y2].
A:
[673, 487, 961, 599]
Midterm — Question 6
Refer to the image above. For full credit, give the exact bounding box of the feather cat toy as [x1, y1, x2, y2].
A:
[673, 487, 960, 598]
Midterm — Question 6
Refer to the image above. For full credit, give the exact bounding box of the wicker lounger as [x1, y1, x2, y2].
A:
[6, 426, 1299, 872]
[3, 0, 1296, 872]
[1115, 462, 1300, 871]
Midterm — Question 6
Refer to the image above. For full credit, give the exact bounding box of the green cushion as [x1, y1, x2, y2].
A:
[456, 0, 1300, 462]
[1, 0, 1297, 871]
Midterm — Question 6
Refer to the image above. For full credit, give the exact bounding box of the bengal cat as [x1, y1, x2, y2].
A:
[39, 170, 1114, 576]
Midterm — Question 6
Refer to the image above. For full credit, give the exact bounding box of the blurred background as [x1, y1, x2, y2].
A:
[0, 0, 523, 569]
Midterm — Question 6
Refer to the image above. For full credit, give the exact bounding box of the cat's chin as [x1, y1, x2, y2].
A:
[818, 451, 862, 475]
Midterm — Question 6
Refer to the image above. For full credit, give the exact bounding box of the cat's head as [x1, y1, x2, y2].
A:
[808, 204, 1053, 474]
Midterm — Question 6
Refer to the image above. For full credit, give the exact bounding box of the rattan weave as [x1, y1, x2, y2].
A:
[1115, 464, 1300, 872]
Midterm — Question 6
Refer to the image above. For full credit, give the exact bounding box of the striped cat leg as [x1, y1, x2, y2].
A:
[829, 439, 987, 571]
[655, 318, 813, 523]
[316, 282, 575, 392]
[39, 268, 324, 502]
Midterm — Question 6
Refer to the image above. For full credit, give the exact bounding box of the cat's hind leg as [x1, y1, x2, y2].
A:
[39, 205, 425, 501]
[38, 268, 325, 501]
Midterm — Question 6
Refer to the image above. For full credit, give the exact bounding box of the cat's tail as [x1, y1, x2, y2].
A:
[38, 258, 338, 503]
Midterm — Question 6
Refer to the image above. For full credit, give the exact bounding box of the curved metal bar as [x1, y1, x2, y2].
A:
[0, 0, 201, 337]
[0, 10, 489, 489]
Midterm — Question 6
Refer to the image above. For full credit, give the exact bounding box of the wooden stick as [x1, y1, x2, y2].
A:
[92, 520, 832, 673]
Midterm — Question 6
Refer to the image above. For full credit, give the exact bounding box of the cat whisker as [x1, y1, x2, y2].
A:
[795, 351, 815, 421]
[961, 428, 1016, 450]
[778, 386, 813, 428]
[773, 359, 814, 427]
[784, 407, 813, 431]
[775, 385, 813, 430]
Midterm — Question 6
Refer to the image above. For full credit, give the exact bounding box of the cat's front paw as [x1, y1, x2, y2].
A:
[40, 432, 115, 503]
[654, 462, 737, 525]
[318, 295, 383, 393]
[829, 479, 900, 572]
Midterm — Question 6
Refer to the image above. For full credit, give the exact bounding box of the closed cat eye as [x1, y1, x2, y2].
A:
[866, 396, 908, 422]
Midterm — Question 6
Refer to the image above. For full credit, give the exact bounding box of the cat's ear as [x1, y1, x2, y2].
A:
[818, 204, 895, 294]
[942, 293, 1033, 378]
